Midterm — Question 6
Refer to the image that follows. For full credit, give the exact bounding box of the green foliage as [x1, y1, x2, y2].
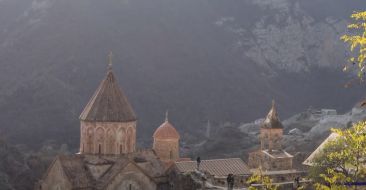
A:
[310, 121, 366, 189]
[247, 169, 278, 190]
[314, 169, 350, 190]
[341, 11, 366, 79]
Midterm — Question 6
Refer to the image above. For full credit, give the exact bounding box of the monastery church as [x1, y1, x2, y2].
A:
[37, 64, 180, 190]
[36, 58, 300, 190]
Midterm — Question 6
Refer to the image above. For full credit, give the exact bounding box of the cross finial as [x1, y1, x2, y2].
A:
[108, 51, 113, 70]
[272, 99, 275, 108]
[165, 110, 169, 122]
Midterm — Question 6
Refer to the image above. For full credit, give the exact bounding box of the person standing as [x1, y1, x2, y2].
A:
[196, 156, 201, 170]
[227, 174, 234, 190]
[293, 177, 300, 189]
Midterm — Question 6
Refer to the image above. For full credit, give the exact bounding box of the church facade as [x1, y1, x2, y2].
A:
[36, 66, 173, 190]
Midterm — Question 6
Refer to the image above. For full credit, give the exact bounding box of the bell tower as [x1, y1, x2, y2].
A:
[260, 100, 283, 152]
[79, 54, 137, 155]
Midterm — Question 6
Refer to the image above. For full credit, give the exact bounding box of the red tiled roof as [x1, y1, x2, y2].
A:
[153, 121, 180, 139]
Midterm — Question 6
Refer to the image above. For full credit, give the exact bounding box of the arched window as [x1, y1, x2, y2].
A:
[116, 175, 144, 190]
[126, 128, 133, 153]
[118, 128, 126, 153]
[96, 128, 105, 154]
[86, 128, 94, 153]
[106, 129, 116, 154]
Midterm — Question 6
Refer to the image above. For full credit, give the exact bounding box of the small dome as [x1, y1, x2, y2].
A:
[153, 121, 180, 139]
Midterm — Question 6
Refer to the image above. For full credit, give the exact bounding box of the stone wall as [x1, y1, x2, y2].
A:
[153, 138, 179, 161]
[248, 150, 262, 169]
[260, 128, 283, 151]
[80, 121, 136, 155]
[211, 175, 249, 188]
[263, 156, 292, 171]
[248, 151, 293, 171]
[168, 170, 204, 190]
[36, 159, 72, 190]
[106, 163, 157, 190]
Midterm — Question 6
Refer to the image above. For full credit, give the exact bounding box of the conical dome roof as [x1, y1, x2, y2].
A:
[261, 100, 283, 129]
[79, 70, 136, 122]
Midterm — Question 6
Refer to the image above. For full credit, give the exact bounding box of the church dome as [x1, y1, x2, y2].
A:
[261, 100, 283, 129]
[153, 121, 180, 139]
[79, 69, 136, 122]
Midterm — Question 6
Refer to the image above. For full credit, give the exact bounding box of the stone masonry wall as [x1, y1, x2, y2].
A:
[80, 121, 136, 155]
[153, 138, 179, 161]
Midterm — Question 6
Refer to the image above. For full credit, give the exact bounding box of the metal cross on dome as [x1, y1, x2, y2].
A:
[108, 51, 113, 70]
[165, 110, 169, 122]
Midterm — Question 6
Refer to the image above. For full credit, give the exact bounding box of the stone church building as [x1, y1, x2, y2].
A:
[248, 101, 293, 171]
[36, 59, 305, 189]
[247, 101, 306, 182]
[36, 66, 177, 190]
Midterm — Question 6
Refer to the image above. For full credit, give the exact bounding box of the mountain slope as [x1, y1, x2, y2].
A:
[0, 0, 364, 148]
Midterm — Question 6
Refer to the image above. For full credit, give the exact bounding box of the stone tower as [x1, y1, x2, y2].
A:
[260, 100, 283, 152]
[79, 67, 137, 155]
[153, 112, 180, 161]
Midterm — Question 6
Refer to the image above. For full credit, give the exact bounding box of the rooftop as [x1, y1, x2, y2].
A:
[262, 150, 293, 159]
[153, 121, 180, 139]
[175, 158, 251, 177]
[153, 112, 180, 139]
[303, 132, 339, 166]
[55, 149, 166, 189]
[250, 168, 306, 175]
[262, 100, 283, 129]
[79, 70, 136, 122]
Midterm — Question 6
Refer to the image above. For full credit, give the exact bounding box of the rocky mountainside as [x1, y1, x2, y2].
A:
[0, 0, 364, 150]
[191, 101, 366, 168]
